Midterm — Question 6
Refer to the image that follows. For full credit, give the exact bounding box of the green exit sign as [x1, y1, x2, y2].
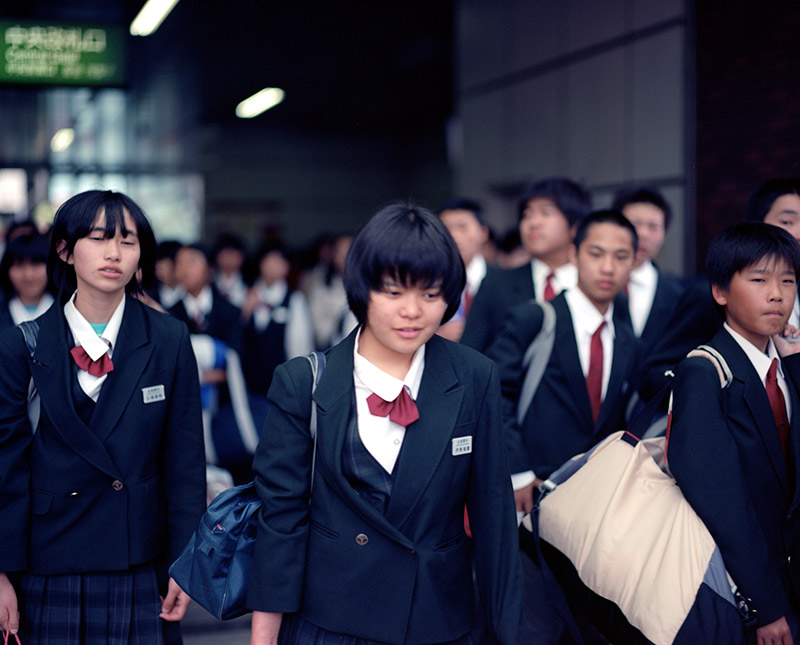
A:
[0, 20, 125, 87]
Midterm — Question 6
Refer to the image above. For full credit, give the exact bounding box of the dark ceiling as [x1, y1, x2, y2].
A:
[0, 0, 455, 164]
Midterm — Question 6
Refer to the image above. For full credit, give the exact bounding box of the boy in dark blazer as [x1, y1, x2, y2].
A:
[611, 186, 684, 353]
[489, 210, 639, 515]
[638, 177, 800, 400]
[462, 177, 592, 354]
[669, 222, 800, 643]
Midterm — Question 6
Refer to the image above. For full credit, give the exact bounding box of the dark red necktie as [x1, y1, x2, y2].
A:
[586, 321, 606, 424]
[367, 388, 420, 426]
[462, 288, 474, 317]
[543, 272, 556, 302]
[766, 359, 790, 457]
[70, 345, 114, 377]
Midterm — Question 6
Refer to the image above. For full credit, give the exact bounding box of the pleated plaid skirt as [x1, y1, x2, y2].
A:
[16, 562, 179, 645]
[278, 614, 473, 645]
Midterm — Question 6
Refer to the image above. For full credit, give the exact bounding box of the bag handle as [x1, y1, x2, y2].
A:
[3, 630, 21, 645]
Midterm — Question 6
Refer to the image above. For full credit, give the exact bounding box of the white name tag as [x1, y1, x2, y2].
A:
[452, 436, 472, 456]
[142, 385, 166, 404]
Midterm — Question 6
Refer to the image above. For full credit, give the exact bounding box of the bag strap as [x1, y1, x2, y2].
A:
[517, 301, 556, 426]
[19, 319, 39, 356]
[18, 320, 40, 434]
[305, 351, 327, 492]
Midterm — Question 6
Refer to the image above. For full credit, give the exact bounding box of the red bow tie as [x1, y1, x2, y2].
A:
[70, 345, 114, 377]
[367, 388, 420, 426]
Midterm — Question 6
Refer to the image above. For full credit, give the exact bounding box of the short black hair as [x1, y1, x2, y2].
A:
[573, 210, 639, 255]
[49, 190, 156, 296]
[438, 197, 486, 227]
[178, 242, 212, 264]
[343, 202, 465, 326]
[707, 222, 800, 290]
[0, 233, 52, 297]
[611, 186, 672, 230]
[156, 240, 182, 262]
[745, 178, 800, 222]
[518, 176, 592, 226]
[212, 232, 246, 262]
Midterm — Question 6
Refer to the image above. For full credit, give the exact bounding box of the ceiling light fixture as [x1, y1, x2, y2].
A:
[235, 88, 285, 119]
[51, 128, 75, 152]
[130, 0, 180, 36]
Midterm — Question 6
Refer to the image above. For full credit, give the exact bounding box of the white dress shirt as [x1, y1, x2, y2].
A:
[9, 293, 54, 325]
[250, 279, 315, 359]
[627, 260, 658, 337]
[724, 322, 791, 419]
[182, 285, 213, 321]
[352, 330, 425, 474]
[64, 292, 125, 401]
[531, 259, 578, 303]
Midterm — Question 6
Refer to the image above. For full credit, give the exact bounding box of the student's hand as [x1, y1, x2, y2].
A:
[774, 325, 800, 357]
[251, 610, 283, 645]
[757, 615, 793, 645]
[159, 578, 191, 622]
[514, 481, 538, 515]
[0, 573, 19, 635]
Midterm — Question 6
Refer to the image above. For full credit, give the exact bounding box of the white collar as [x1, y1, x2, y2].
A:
[723, 322, 783, 382]
[465, 255, 488, 291]
[9, 293, 54, 325]
[629, 260, 658, 287]
[564, 286, 615, 338]
[183, 285, 213, 317]
[64, 292, 126, 360]
[254, 279, 288, 304]
[353, 327, 425, 402]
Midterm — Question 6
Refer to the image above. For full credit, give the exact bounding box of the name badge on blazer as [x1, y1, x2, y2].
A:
[142, 385, 166, 404]
[452, 436, 472, 456]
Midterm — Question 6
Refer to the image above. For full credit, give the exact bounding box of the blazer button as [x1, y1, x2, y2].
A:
[112, 480, 124, 491]
[355, 533, 369, 546]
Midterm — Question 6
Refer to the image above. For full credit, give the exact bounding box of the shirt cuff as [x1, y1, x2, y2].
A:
[511, 470, 536, 491]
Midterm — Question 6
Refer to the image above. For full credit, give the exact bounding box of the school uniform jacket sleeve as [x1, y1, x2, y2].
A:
[669, 351, 793, 625]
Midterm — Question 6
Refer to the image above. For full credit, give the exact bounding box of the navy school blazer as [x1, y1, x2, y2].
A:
[0, 297, 206, 576]
[669, 327, 800, 627]
[246, 331, 523, 644]
[488, 291, 640, 479]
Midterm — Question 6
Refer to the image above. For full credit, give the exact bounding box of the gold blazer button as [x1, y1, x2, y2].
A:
[112, 480, 124, 491]
[355, 533, 369, 546]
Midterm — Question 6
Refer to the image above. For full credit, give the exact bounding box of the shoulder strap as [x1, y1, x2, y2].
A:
[18, 320, 40, 433]
[304, 351, 327, 493]
[691, 344, 733, 388]
[517, 301, 556, 426]
[18, 319, 39, 356]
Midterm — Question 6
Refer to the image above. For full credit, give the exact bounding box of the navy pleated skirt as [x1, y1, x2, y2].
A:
[279, 614, 473, 645]
[16, 563, 179, 644]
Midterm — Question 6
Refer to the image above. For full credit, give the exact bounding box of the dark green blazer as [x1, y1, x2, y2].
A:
[247, 331, 523, 644]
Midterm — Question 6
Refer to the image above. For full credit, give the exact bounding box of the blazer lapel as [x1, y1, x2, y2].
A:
[30, 304, 120, 479]
[715, 332, 790, 494]
[595, 305, 635, 433]
[552, 295, 593, 424]
[91, 299, 154, 441]
[384, 337, 464, 528]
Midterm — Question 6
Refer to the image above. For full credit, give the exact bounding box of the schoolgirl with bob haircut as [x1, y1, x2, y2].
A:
[0, 189, 205, 643]
[248, 201, 522, 644]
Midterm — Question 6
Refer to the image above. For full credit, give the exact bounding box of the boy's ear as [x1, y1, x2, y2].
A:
[569, 222, 578, 240]
[711, 283, 728, 307]
[56, 240, 72, 265]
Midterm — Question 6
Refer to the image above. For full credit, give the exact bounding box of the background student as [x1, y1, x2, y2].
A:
[248, 202, 522, 644]
[611, 186, 684, 353]
[0, 232, 54, 327]
[638, 177, 800, 401]
[489, 210, 639, 515]
[462, 176, 592, 354]
[437, 197, 495, 342]
[0, 190, 205, 642]
[669, 222, 800, 644]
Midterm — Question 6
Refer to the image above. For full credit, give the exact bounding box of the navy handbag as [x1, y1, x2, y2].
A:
[169, 352, 325, 619]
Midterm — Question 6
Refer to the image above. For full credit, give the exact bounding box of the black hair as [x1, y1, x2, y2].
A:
[343, 202, 465, 326]
[707, 222, 800, 290]
[156, 240, 182, 262]
[745, 178, 800, 222]
[212, 232, 246, 263]
[0, 233, 52, 297]
[48, 190, 156, 296]
[573, 210, 639, 255]
[177, 242, 212, 264]
[438, 197, 486, 227]
[518, 176, 592, 226]
[255, 242, 288, 264]
[611, 186, 672, 230]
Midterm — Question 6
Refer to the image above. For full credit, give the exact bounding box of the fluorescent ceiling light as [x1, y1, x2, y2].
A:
[51, 128, 75, 152]
[235, 88, 285, 119]
[130, 0, 180, 36]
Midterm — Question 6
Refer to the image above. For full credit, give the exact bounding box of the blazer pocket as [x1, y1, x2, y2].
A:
[31, 490, 53, 515]
[309, 519, 340, 540]
[435, 532, 467, 552]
